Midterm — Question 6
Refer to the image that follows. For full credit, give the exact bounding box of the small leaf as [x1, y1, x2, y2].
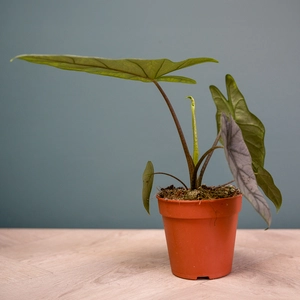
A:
[142, 161, 154, 214]
[186, 96, 199, 165]
[11, 55, 218, 84]
[221, 114, 271, 227]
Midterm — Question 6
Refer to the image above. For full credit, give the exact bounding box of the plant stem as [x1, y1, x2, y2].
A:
[191, 145, 223, 189]
[153, 81, 194, 186]
[215, 180, 235, 188]
[197, 130, 222, 187]
[154, 172, 188, 189]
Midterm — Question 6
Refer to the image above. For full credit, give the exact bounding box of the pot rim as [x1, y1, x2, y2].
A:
[156, 193, 242, 204]
[157, 193, 243, 220]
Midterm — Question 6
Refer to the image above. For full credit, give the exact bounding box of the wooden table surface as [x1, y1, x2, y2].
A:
[0, 229, 299, 300]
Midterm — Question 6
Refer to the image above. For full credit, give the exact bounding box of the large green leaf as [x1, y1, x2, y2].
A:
[221, 114, 271, 227]
[142, 161, 154, 214]
[210, 75, 282, 211]
[210, 74, 265, 167]
[11, 55, 218, 84]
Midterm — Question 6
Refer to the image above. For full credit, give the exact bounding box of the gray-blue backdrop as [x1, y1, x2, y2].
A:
[1, 0, 299, 228]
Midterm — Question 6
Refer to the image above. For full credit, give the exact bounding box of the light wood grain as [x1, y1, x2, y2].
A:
[0, 229, 299, 299]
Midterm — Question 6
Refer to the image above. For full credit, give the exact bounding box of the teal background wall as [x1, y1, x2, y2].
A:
[1, 0, 299, 228]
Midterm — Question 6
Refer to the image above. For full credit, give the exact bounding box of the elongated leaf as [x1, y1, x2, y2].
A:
[221, 114, 271, 227]
[210, 74, 265, 167]
[210, 75, 281, 211]
[11, 55, 218, 84]
[187, 96, 199, 165]
[142, 161, 154, 214]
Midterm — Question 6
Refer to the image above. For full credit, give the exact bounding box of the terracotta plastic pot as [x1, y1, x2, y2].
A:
[157, 194, 242, 280]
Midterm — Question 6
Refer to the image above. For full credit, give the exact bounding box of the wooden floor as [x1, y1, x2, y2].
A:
[0, 229, 299, 299]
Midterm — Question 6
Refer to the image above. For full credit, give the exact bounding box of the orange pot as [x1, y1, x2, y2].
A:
[157, 194, 242, 280]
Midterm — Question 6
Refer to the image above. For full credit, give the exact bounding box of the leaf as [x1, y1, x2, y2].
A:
[186, 96, 199, 165]
[220, 114, 271, 227]
[210, 74, 265, 167]
[142, 161, 154, 214]
[210, 74, 281, 211]
[11, 55, 218, 84]
[254, 164, 282, 212]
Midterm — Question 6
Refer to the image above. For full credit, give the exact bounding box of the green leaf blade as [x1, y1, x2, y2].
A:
[210, 77, 266, 168]
[254, 165, 282, 212]
[142, 161, 154, 214]
[156, 76, 197, 84]
[210, 74, 281, 211]
[226, 74, 266, 167]
[11, 55, 218, 84]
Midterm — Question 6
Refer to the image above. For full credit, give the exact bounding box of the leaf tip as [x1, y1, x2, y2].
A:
[207, 58, 219, 64]
[10, 54, 27, 63]
[186, 95, 195, 103]
[264, 212, 272, 229]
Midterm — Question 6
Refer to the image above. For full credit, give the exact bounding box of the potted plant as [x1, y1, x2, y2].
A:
[11, 55, 282, 279]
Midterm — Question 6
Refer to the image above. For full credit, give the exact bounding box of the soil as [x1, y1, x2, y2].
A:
[157, 184, 241, 200]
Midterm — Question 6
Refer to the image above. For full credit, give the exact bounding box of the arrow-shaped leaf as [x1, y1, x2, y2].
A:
[11, 55, 218, 84]
[142, 161, 154, 214]
[210, 75, 282, 211]
[221, 114, 271, 227]
[210, 74, 265, 167]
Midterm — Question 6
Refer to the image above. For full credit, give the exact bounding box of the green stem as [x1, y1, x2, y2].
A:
[153, 81, 195, 186]
[197, 130, 222, 187]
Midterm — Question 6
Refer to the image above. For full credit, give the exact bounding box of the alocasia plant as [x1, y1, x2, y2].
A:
[11, 54, 282, 227]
